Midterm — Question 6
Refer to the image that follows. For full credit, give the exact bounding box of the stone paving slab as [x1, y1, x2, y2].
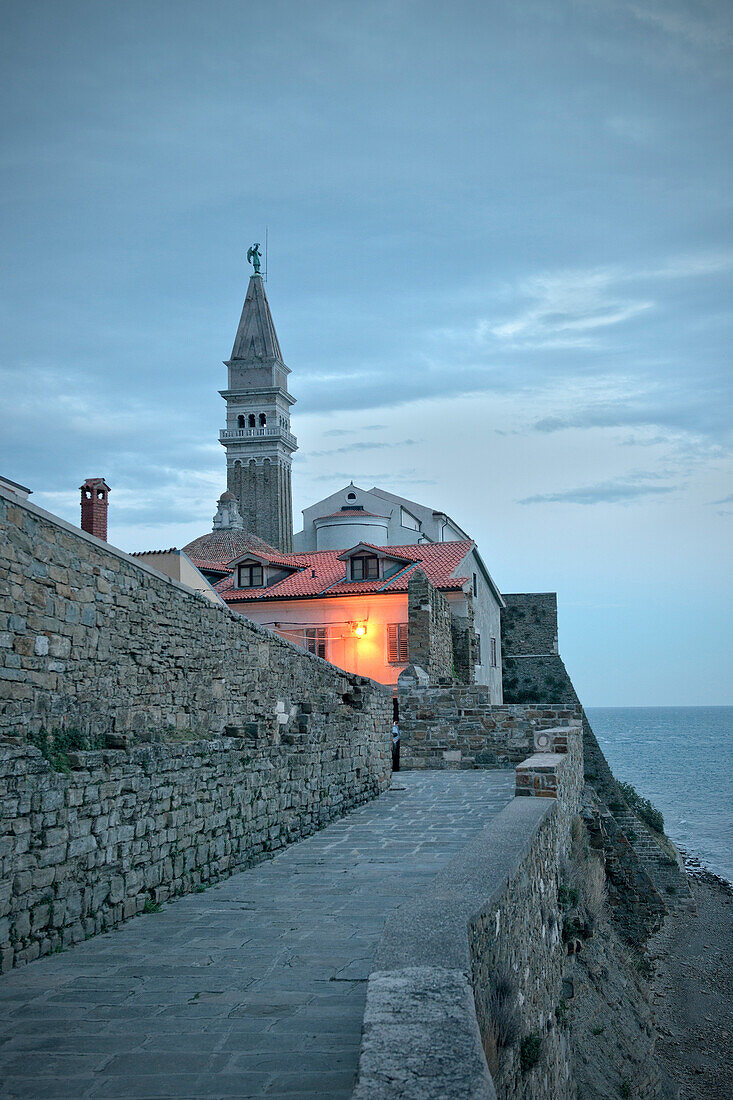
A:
[0, 771, 513, 1099]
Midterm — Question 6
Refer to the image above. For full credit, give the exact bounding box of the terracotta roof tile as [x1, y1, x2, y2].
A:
[181, 529, 280, 570]
[217, 539, 473, 602]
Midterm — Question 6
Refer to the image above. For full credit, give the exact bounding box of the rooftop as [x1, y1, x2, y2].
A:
[216, 539, 474, 601]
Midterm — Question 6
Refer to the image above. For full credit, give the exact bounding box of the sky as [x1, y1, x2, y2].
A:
[1, 0, 731, 705]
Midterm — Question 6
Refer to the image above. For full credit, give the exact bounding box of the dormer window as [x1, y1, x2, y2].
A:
[351, 554, 379, 581]
[238, 563, 263, 588]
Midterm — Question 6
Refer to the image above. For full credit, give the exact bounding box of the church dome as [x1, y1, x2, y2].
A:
[182, 529, 279, 572]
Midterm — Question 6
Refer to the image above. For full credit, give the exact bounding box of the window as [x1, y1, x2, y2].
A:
[351, 555, 379, 581]
[346, 491, 357, 502]
[400, 507, 420, 532]
[304, 627, 327, 659]
[238, 563, 263, 588]
[473, 572, 478, 596]
[490, 637, 498, 668]
[475, 634, 481, 665]
[248, 414, 256, 428]
[237, 415, 245, 428]
[386, 623, 409, 665]
[259, 413, 267, 426]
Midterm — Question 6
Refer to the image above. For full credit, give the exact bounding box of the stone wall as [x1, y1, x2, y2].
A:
[496, 588, 692, 932]
[0, 488, 390, 743]
[397, 676, 582, 769]
[406, 569, 453, 682]
[450, 592, 477, 685]
[354, 741, 583, 1100]
[0, 488, 392, 970]
[501, 593, 558, 656]
[0, 720, 388, 974]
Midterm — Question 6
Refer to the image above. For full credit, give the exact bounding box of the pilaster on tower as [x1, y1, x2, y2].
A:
[219, 272, 297, 552]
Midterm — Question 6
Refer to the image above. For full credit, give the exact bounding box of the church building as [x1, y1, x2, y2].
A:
[183, 256, 504, 697]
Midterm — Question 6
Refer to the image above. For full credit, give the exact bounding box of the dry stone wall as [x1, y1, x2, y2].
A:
[0, 489, 391, 971]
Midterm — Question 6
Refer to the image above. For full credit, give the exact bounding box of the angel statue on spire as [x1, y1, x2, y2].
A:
[247, 243, 262, 275]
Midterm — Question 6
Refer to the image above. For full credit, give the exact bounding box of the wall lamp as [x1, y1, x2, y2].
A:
[351, 622, 368, 638]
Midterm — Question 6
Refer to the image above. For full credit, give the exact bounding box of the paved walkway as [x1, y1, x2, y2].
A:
[0, 771, 514, 1099]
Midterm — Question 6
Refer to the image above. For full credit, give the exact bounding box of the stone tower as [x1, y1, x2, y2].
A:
[219, 273, 297, 552]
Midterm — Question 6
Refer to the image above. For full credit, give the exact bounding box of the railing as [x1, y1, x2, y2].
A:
[219, 427, 297, 448]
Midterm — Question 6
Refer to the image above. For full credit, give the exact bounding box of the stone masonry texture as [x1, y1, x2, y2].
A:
[397, 677, 582, 770]
[355, 727, 584, 1100]
[0, 772, 513, 1099]
[406, 569, 453, 682]
[0, 489, 391, 970]
[500, 593, 558, 657]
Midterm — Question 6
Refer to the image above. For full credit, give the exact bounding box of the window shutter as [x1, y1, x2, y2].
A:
[387, 623, 409, 665]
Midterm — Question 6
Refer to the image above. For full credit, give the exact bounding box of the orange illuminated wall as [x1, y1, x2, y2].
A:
[229, 593, 409, 686]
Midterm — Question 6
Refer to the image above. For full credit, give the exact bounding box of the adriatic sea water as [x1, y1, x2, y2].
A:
[586, 706, 733, 885]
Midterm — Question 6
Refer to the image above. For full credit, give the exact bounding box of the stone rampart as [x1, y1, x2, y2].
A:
[397, 677, 582, 769]
[406, 569, 453, 682]
[500, 593, 558, 656]
[0, 488, 392, 970]
[354, 737, 583, 1100]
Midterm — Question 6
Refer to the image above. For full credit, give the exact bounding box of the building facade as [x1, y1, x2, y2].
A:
[219, 273, 297, 552]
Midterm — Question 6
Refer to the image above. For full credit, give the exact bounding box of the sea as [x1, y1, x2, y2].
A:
[586, 706, 733, 885]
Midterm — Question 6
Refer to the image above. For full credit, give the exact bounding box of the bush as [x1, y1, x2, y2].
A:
[617, 781, 664, 834]
[483, 967, 520, 1075]
[27, 726, 104, 772]
[579, 855, 607, 930]
[520, 1034, 542, 1073]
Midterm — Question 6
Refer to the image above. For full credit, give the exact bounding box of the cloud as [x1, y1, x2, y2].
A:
[490, 268, 653, 350]
[309, 470, 436, 486]
[310, 439, 419, 457]
[320, 424, 385, 436]
[625, 1, 733, 51]
[518, 477, 677, 505]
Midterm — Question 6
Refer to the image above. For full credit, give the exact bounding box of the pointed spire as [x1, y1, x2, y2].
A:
[230, 275, 284, 362]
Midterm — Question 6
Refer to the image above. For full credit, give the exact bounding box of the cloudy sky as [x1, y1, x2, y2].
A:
[1, 0, 731, 705]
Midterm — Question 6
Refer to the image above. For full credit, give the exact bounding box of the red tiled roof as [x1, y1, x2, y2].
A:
[216, 539, 474, 602]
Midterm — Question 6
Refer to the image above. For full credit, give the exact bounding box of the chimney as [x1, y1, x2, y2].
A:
[80, 478, 110, 541]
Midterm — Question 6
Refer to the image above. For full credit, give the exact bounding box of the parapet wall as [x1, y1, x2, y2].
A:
[354, 727, 583, 1100]
[397, 676, 582, 769]
[0, 489, 392, 971]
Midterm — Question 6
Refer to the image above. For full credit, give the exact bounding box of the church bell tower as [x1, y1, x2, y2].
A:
[219, 257, 297, 552]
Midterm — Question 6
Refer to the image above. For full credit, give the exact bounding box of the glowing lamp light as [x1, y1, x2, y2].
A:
[352, 622, 368, 638]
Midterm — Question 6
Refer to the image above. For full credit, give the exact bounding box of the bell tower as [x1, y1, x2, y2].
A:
[219, 263, 297, 552]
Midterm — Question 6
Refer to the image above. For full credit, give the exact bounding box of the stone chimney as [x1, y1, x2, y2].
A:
[80, 478, 110, 541]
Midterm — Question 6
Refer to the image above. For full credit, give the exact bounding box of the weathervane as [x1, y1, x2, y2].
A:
[247, 242, 262, 275]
